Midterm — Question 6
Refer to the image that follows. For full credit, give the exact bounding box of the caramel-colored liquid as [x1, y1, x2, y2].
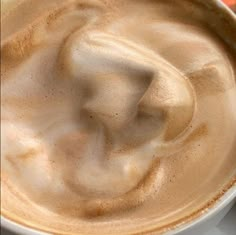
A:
[1, 0, 236, 234]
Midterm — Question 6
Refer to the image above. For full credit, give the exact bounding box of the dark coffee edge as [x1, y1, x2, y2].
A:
[198, 0, 236, 51]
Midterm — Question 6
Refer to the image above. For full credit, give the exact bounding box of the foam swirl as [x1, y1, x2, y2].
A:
[1, 0, 236, 233]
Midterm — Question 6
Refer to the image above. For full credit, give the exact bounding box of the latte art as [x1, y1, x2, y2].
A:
[1, 0, 236, 234]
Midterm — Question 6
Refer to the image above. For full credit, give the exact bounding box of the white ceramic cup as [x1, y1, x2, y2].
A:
[1, 0, 236, 234]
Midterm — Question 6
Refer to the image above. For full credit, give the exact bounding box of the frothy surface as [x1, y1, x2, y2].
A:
[1, 0, 236, 234]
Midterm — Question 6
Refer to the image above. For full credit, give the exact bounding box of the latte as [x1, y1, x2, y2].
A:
[1, 0, 236, 234]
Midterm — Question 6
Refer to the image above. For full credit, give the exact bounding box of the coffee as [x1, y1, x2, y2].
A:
[1, 0, 236, 234]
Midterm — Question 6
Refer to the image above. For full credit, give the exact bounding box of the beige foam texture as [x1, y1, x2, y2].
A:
[1, 0, 236, 234]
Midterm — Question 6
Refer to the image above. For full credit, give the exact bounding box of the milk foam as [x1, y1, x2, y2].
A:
[1, 0, 236, 234]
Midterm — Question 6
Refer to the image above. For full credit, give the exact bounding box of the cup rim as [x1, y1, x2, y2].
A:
[1, 184, 236, 235]
[167, 184, 236, 235]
